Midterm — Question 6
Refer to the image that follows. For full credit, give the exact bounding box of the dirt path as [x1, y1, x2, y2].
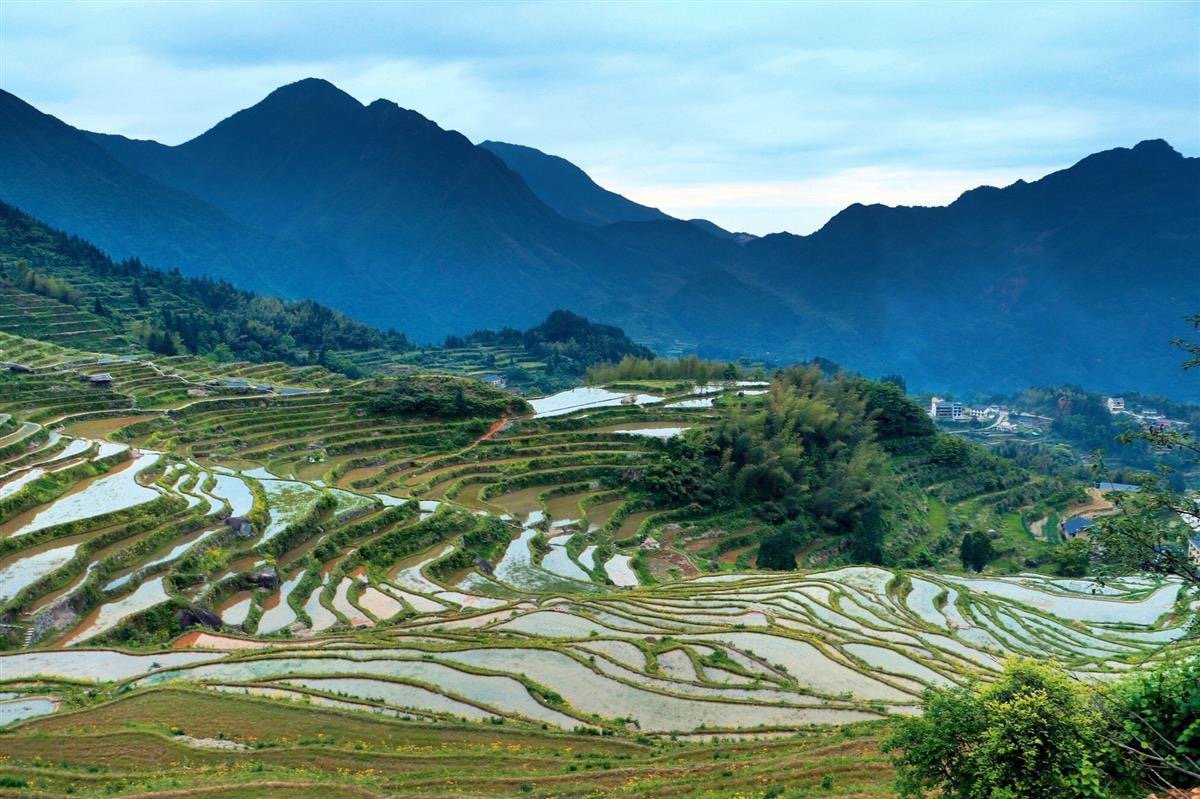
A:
[1070, 487, 1117, 517]
[471, 413, 525, 447]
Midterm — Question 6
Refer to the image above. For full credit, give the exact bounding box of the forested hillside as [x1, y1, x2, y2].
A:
[0, 201, 652, 387]
[0, 200, 409, 366]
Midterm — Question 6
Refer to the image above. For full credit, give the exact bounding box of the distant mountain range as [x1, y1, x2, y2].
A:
[1, 78, 1196, 398]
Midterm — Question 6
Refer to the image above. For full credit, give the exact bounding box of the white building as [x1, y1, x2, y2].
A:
[1105, 397, 1125, 413]
[930, 397, 965, 421]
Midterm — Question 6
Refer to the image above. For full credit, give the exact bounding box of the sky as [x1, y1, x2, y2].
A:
[1, 1, 1197, 235]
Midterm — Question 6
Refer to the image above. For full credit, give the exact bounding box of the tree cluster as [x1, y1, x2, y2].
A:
[586, 354, 749, 385]
[365, 374, 524, 420]
[644, 366, 937, 565]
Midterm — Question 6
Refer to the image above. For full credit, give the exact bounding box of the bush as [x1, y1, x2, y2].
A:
[1109, 654, 1200, 788]
[884, 658, 1130, 798]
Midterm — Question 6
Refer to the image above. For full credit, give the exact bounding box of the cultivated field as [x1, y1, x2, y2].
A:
[1, 331, 1196, 797]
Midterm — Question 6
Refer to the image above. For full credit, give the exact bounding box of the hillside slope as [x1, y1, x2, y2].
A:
[479, 139, 672, 226]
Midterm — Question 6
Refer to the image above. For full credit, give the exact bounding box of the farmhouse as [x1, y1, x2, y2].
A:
[222, 516, 254, 537]
[1097, 482, 1140, 493]
[1189, 534, 1200, 570]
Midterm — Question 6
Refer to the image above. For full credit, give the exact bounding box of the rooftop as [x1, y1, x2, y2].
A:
[1063, 516, 1095, 536]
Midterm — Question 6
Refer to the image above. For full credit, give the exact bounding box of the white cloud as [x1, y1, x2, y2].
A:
[605, 163, 1065, 234]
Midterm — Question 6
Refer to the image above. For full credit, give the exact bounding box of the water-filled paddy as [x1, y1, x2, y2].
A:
[8, 454, 162, 538]
[529, 387, 663, 418]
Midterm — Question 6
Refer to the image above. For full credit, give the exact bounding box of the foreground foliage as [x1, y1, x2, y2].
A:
[886, 656, 1200, 798]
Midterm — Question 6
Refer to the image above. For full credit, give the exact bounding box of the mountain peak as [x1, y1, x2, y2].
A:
[1132, 138, 1179, 157]
[259, 77, 361, 113]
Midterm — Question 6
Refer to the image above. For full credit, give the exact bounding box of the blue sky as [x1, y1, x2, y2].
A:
[2, 0, 1196, 234]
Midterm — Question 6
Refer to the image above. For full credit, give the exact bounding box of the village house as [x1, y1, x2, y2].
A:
[929, 397, 965, 421]
[1105, 397, 1125, 413]
[1189, 534, 1200, 570]
[222, 516, 254, 538]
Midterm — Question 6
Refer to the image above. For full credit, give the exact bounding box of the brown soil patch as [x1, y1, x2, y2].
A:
[1070, 487, 1118, 517]
[647, 549, 700, 580]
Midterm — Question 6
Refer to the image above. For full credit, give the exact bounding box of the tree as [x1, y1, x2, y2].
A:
[756, 527, 798, 570]
[1108, 654, 1200, 789]
[1054, 537, 1091, 577]
[932, 435, 971, 466]
[884, 658, 1126, 799]
[959, 530, 994, 572]
[1089, 313, 1200, 592]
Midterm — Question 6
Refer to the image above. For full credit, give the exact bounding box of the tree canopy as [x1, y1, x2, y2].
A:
[643, 366, 936, 565]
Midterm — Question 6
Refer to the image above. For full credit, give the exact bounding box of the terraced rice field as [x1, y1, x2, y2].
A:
[3, 557, 1193, 737]
[1, 332, 1196, 795]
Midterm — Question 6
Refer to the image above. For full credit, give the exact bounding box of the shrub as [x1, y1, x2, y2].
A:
[1109, 654, 1200, 788]
[883, 658, 1129, 798]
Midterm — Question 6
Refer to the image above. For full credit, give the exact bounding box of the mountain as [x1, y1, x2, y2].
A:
[82, 79, 758, 340]
[480, 140, 752, 242]
[731, 139, 1200, 397]
[478, 140, 671, 226]
[1, 80, 1196, 398]
[0, 88, 329, 301]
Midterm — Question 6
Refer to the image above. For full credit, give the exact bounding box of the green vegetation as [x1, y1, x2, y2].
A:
[1090, 321, 1199, 590]
[0, 200, 409, 367]
[460, 309, 656, 380]
[1110, 655, 1200, 785]
[366, 372, 527, 419]
[885, 659, 1129, 798]
[886, 656, 1200, 798]
[958, 531, 995, 573]
[641, 367, 912, 563]
[585, 354, 759, 384]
